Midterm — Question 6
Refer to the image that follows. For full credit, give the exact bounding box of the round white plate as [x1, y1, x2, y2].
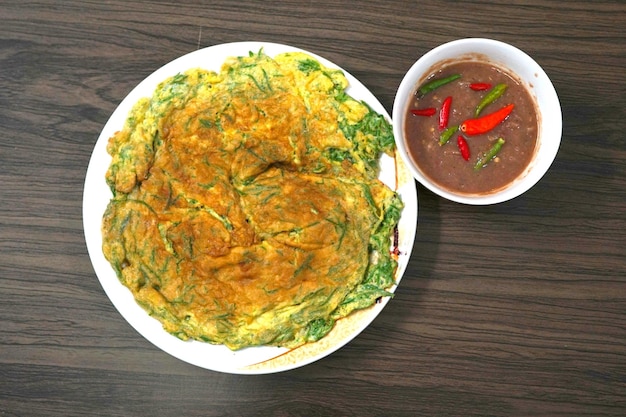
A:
[83, 41, 418, 374]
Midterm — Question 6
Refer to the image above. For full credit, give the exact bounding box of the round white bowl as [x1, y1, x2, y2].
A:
[392, 38, 562, 205]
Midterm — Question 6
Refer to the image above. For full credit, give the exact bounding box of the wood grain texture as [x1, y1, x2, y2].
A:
[0, 1, 624, 416]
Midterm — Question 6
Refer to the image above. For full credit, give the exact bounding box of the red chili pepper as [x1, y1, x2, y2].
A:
[457, 135, 470, 161]
[438, 96, 452, 130]
[469, 82, 492, 91]
[460, 104, 514, 135]
[410, 108, 437, 116]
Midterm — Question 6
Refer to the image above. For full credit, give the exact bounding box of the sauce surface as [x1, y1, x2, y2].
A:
[404, 60, 539, 195]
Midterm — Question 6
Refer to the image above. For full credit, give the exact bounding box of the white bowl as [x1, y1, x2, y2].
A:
[392, 38, 562, 205]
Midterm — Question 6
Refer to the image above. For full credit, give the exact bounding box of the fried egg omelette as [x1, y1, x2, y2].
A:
[102, 49, 403, 350]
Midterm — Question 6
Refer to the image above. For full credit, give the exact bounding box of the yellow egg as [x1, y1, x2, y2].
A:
[102, 50, 402, 350]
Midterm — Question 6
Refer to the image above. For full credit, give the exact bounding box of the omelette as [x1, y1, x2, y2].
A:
[102, 49, 403, 350]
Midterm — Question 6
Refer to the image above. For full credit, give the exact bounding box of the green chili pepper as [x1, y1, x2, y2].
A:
[418, 74, 461, 96]
[439, 125, 458, 145]
[475, 83, 508, 116]
[474, 138, 505, 170]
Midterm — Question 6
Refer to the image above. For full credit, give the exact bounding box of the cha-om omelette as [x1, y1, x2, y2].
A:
[102, 50, 403, 350]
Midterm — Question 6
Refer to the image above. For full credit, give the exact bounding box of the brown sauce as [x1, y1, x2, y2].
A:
[404, 60, 539, 195]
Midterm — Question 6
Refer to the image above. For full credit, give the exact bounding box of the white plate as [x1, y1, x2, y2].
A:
[83, 42, 418, 374]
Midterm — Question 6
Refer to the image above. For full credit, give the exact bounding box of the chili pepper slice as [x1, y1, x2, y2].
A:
[469, 82, 492, 91]
[417, 73, 461, 96]
[439, 125, 458, 146]
[474, 138, 506, 170]
[457, 135, 470, 161]
[460, 104, 514, 135]
[410, 107, 437, 116]
[438, 96, 452, 130]
[475, 83, 508, 116]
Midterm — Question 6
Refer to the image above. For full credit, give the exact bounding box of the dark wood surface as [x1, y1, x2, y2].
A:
[1, 1, 624, 416]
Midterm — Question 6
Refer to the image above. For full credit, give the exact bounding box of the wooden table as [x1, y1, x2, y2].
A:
[1, 1, 624, 416]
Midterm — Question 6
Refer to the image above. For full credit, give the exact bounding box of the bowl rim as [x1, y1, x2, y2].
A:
[392, 37, 562, 205]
